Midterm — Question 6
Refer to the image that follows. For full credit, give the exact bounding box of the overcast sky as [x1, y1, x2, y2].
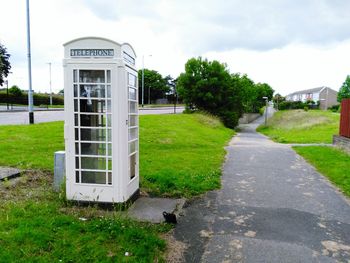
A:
[1, 0, 350, 96]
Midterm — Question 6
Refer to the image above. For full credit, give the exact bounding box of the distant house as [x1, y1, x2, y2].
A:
[286, 86, 338, 110]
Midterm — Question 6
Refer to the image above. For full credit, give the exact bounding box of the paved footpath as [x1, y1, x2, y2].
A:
[174, 117, 350, 262]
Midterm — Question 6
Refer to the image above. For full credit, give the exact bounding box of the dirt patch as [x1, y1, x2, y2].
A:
[0, 170, 53, 202]
[162, 230, 188, 263]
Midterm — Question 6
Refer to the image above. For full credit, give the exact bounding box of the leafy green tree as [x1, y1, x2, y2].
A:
[0, 43, 11, 86]
[138, 69, 169, 103]
[8, 85, 22, 97]
[273, 93, 285, 109]
[177, 57, 243, 128]
[255, 82, 274, 109]
[338, 75, 350, 102]
[238, 75, 274, 113]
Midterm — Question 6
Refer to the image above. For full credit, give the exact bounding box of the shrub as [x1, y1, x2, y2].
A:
[259, 106, 265, 115]
[329, 104, 340, 112]
[0, 91, 64, 106]
[177, 57, 243, 128]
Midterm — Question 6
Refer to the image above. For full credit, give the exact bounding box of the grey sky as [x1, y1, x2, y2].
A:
[1, 0, 350, 95]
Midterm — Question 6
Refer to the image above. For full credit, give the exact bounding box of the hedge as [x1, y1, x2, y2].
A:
[0, 92, 64, 106]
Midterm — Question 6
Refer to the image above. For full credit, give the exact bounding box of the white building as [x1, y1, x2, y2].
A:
[285, 86, 338, 110]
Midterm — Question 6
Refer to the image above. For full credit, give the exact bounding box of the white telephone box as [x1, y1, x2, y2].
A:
[63, 37, 139, 203]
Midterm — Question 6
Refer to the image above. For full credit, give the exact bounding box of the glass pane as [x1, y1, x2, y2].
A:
[73, 70, 77, 83]
[108, 172, 112, 185]
[130, 154, 136, 180]
[129, 101, 137, 113]
[76, 171, 80, 183]
[107, 85, 111, 98]
[74, 84, 78, 97]
[128, 127, 138, 141]
[107, 100, 111, 112]
[107, 115, 112, 127]
[74, 99, 78, 112]
[75, 157, 79, 169]
[107, 143, 112, 156]
[80, 128, 106, 141]
[107, 70, 111, 83]
[80, 114, 106, 127]
[75, 128, 79, 140]
[128, 140, 137, 154]
[128, 73, 136, 87]
[129, 115, 137, 127]
[81, 171, 106, 184]
[107, 129, 112, 142]
[79, 70, 105, 83]
[74, 114, 79, 126]
[81, 142, 106, 156]
[80, 85, 105, 98]
[75, 143, 79, 154]
[81, 157, 106, 170]
[108, 159, 112, 170]
[80, 99, 108, 113]
[129, 88, 136, 100]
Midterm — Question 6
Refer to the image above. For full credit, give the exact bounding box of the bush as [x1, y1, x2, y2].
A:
[177, 57, 243, 128]
[0, 91, 64, 106]
[259, 106, 265, 115]
[328, 104, 340, 112]
[278, 100, 319, 110]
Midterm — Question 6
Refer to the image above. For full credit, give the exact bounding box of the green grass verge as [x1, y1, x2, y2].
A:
[0, 114, 234, 197]
[0, 113, 233, 261]
[293, 146, 350, 197]
[257, 110, 339, 143]
[0, 172, 170, 262]
[0, 122, 64, 170]
[140, 114, 234, 197]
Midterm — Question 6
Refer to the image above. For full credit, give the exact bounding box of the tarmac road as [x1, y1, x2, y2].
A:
[0, 106, 184, 125]
[174, 115, 350, 262]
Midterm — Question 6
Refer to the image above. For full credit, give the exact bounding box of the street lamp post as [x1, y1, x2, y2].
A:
[47, 62, 52, 106]
[263, 96, 268, 126]
[26, 0, 34, 124]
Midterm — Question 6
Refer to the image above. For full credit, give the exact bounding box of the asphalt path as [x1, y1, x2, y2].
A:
[174, 115, 350, 262]
[0, 106, 185, 125]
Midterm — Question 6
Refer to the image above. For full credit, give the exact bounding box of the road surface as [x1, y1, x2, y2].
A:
[0, 107, 185, 125]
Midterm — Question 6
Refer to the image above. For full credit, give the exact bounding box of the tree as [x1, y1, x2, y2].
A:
[8, 85, 22, 97]
[273, 93, 285, 109]
[0, 43, 11, 86]
[255, 82, 274, 109]
[338, 75, 350, 102]
[177, 57, 243, 128]
[238, 75, 274, 113]
[137, 69, 169, 103]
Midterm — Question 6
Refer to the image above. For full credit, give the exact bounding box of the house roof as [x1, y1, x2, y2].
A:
[286, 86, 328, 97]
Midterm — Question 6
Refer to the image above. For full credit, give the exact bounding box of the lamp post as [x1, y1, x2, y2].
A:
[47, 62, 52, 106]
[263, 96, 268, 126]
[26, 0, 34, 124]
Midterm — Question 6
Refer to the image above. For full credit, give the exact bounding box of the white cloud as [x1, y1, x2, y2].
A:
[0, 0, 350, 96]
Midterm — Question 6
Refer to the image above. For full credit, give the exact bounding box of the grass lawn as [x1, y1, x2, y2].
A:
[140, 114, 234, 197]
[0, 171, 170, 262]
[0, 113, 233, 261]
[293, 146, 350, 197]
[257, 109, 340, 143]
[0, 121, 64, 170]
[0, 113, 233, 197]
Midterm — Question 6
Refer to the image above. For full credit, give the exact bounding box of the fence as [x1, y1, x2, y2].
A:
[340, 98, 350, 138]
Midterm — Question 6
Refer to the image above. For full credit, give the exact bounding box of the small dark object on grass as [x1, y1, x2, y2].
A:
[163, 211, 177, 224]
